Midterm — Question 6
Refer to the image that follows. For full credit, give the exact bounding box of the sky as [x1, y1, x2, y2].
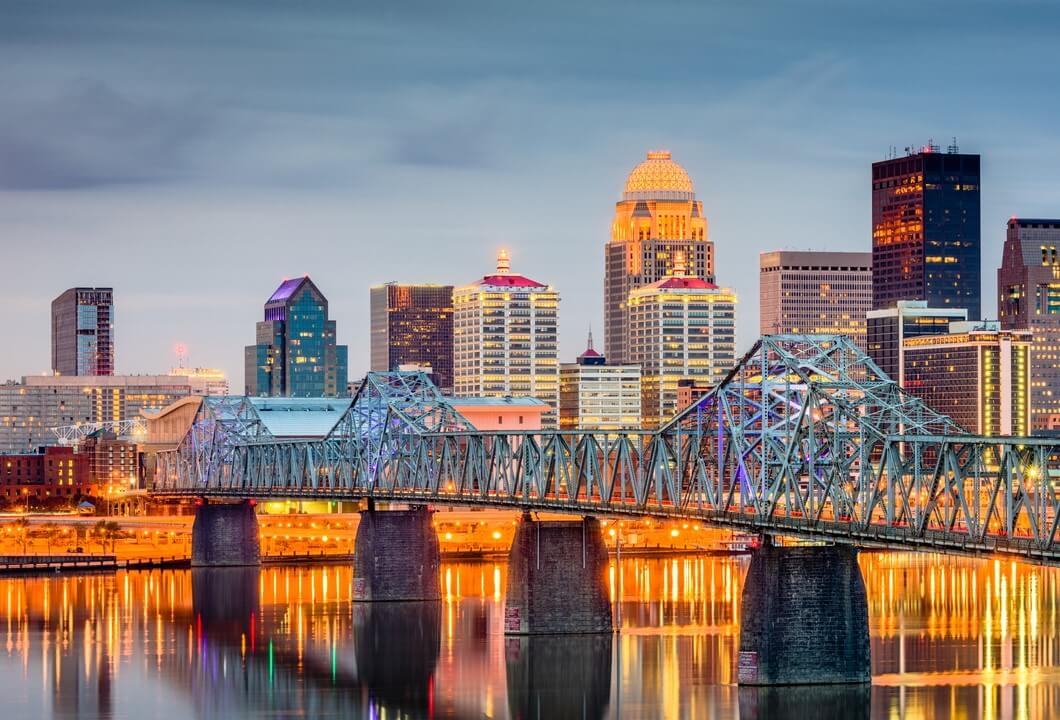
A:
[3, 0, 1060, 386]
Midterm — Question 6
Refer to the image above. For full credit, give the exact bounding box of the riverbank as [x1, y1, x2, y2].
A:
[0, 544, 750, 576]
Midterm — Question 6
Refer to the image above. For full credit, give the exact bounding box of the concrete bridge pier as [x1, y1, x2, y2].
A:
[353, 505, 440, 601]
[504, 513, 612, 634]
[190, 499, 261, 567]
[738, 538, 869, 685]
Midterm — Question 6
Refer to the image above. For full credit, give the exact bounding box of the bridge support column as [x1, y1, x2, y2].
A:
[353, 506, 440, 601]
[504, 514, 612, 634]
[738, 539, 869, 685]
[190, 500, 260, 567]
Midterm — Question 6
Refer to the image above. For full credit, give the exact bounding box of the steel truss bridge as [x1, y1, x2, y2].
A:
[153, 336, 1060, 563]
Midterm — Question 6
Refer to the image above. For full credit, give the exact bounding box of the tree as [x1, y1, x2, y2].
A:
[39, 522, 58, 554]
[10, 518, 30, 555]
[92, 520, 122, 554]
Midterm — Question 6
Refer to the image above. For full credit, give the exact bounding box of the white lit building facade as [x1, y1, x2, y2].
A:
[627, 268, 736, 428]
[453, 251, 560, 428]
[559, 334, 641, 431]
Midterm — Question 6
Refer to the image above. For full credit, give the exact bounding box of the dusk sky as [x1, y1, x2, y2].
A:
[4, 1, 1060, 385]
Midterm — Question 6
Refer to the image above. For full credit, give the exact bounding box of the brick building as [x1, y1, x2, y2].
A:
[0, 446, 93, 507]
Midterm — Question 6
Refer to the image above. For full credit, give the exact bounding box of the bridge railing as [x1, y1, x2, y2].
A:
[152, 425, 1060, 561]
[149, 336, 1060, 562]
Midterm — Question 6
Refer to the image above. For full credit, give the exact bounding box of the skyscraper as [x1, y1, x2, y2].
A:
[605, 151, 714, 365]
[997, 218, 1060, 431]
[759, 251, 872, 350]
[559, 331, 641, 431]
[370, 283, 454, 392]
[244, 276, 348, 398]
[51, 287, 114, 376]
[627, 262, 736, 428]
[453, 251, 560, 428]
[872, 145, 981, 319]
[866, 301, 967, 386]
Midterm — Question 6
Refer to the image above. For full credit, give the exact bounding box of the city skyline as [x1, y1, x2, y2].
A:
[4, 2, 1060, 386]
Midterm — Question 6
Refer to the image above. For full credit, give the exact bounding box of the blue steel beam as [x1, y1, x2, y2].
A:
[152, 341, 1060, 563]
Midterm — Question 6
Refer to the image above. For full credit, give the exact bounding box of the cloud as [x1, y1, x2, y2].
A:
[389, 120, 496, 168]
[0, 78, 209, 190]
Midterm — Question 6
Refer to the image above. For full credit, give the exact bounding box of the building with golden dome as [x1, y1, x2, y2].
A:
[605, 151, 714, 364]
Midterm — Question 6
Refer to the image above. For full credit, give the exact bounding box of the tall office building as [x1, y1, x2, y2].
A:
[453, 251, 560, 428]
[866, 301, 968, 385]
[998, 218, 1060, 432]
[872, 145, 981, 318]
[244, 276, 348, 398]
[559, 332, 641, 431]
[759, 251, 872, 350]
[904, 322, 1031, 436]
[51, 288, 114, 376]
[370, 283, 454, 392]
[605, 151, 714, 364]
[627, 262, 736, 428]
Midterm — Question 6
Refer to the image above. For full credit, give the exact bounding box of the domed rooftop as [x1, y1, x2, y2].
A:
[623, 150, 695, 201]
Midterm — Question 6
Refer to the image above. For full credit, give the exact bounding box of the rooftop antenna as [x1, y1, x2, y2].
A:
[947, 136, 960, 154]
[174, 343, 188, 369]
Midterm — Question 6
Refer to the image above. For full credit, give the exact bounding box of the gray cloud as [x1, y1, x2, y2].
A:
[2, 0, 1060, 385]
[0, 78, 209, 190]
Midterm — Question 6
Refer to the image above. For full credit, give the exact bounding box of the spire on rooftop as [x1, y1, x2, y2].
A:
[578, 325, 605, 365]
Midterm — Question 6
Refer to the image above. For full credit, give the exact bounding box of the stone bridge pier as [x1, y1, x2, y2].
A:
[353, 505, 440, 601]
[190, 499, 261, 567]
[504, 513, 612, 634]
[738, 538, 870, 685]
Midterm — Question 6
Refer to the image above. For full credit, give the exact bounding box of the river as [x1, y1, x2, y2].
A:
[2, 552, 1058, 719]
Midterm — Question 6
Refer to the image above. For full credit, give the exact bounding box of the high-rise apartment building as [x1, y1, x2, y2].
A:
[866, 301, 968, 385]
[51, 287, 114, 376]
[245, 276, 348, 398]
[872, 146, 981, 318]
[453, 251, 559, 428]
[903, 322, 1031, 436]
[998, 218, 1060, 432]
[559, 332, 641, 431]
[759, 251, 872, 350]
[627, 265, 736, 428]
[370, 283, 454, 392]
[605, 151, 714, 364]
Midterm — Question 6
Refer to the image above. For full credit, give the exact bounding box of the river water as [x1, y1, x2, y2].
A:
[2, 552, 1059, 719]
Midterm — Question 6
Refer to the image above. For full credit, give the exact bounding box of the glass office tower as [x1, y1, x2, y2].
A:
[370, 283, 454, 392]
[51, 288, 114, 376]
[245, 276, 348, 397]
[872, 146, 981, 319]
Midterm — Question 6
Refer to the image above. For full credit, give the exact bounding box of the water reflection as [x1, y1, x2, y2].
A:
[353, 601, 441, 713]
[505, 634, 612, 720]
[738, 685, 871, 720]
[1, 553, 1060, 718]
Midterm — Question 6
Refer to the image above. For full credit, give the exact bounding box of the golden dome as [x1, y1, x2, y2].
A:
[623, 150, 695, 200]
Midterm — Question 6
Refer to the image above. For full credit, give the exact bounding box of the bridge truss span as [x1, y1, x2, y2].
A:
[153, 336, 1060, 563]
